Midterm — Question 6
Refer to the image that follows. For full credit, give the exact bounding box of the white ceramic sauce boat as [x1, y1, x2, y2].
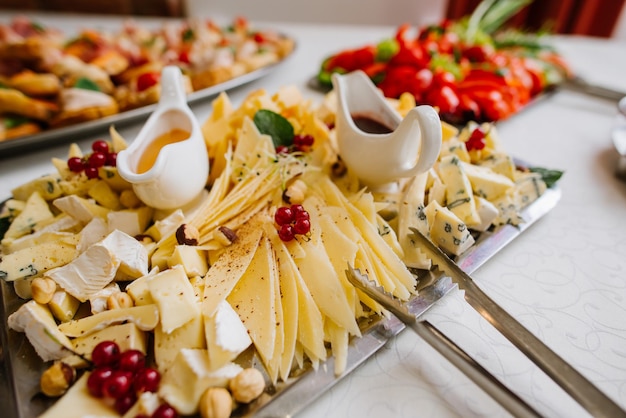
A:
[117, 66, 209, 210]
[332, 70, 442, 191]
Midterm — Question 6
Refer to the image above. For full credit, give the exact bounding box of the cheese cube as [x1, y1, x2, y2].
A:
[437, 155, 480, 226]
[48, 290, 80, 322]
[148, 265, 200, 333]
[53, 195, 110, 223]
[461, 161, 514, 200]
[159, 349, 242, 415]
[154, 314, 205, 374]
[107, 206, 154, 237]
[168, 245, 209, 277]
[144, 209, 185, 241]
[478, 152, 517, 180]
[88, 180, 122, 210]
[429, 202, 475, 256]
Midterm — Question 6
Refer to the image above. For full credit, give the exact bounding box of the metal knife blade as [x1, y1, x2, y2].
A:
[410, 227, 626, 418]
[346, 266, 541, 418]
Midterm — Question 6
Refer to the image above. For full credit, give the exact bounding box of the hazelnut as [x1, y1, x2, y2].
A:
[40, 361, 75, 397]
[331, 158, 347, 178]
[31, 277, 57, 304]
[199, 387, 233, 418]
[215, 226, 237, 246]
[228, 368, 265, 404]
[176, 224, 200, 246]
[282, 179, 307, 205]
[107, 292, 134, 310]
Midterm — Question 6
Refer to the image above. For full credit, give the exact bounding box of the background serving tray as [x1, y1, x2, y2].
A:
[0, 180, 561, 418]
[0, 53, 294, 159]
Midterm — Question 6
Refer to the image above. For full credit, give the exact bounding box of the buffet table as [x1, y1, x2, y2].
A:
[1, 12, 625, 418]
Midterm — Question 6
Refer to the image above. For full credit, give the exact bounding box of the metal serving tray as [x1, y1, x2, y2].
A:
[0, 183, 562, 418]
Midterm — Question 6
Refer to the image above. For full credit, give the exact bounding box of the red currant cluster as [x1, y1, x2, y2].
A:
[275, 134, 314, 155]
[86, 341, 175, 417]
[274, 204, 311, 242]
[465, 127, 487, 151]
[67, 140, 117, 180]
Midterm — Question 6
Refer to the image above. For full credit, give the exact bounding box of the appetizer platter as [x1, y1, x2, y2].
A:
[0, 82, 562, 418]
[0, 16, 295, 156]
[314, 0, 571, 125]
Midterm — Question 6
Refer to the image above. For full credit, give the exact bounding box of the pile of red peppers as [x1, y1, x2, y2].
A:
[317, 21, 571, 124]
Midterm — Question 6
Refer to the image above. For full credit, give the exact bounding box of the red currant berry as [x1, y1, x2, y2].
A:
[115, 392, 137, 414]
[67, 157, 85, 172]
[278, 224, 295, 242]
[102, 370, 133, 399]
[89, 151, 107, 168]
[134, 367, 161, 393]
[274, 206, 293, 226]
[294, 210, 310, 222]
[118, 349, 146, 373]
[106, 152, 117, 167]
[87, 367, 114, 398]
[92, 341, 120, 367]
[466, 127, 486, 151]
[152, 403, 179, 418]
[275, 145, 289, 154]
[293, 218, 311, 235]
[290, 204, 305, 216]
[92, 140, 110, 154]
[85, 167, 100, 179]
[293, 134, 314, 147]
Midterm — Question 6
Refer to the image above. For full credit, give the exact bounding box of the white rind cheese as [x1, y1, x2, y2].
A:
[7, 300, 74, 362]
[204, 300, 252, 371]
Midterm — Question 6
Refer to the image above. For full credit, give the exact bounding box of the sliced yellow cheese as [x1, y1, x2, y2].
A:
[87, 180, 122, 210]
[11, 173, 63, 201]
[4, 191, 54, 240]
[58, 304, 159, 338]
[201, 224, 263, 317]
[39, 373, 118, 418]
[0, 237, 79, 281]
[227, 235, 277, 368]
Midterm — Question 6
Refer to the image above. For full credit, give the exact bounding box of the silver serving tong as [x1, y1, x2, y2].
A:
[409, 228, 626, 418]
[347, 267, 541, 418]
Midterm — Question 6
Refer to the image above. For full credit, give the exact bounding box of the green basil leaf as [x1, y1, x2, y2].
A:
[529, 166, 564, 188]
[74, 77, 101, 92]
[182, 28, 195, 42]
[253, 109, 294, 148]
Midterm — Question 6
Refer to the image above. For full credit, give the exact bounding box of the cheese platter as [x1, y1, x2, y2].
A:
[0, 82, 564, 418]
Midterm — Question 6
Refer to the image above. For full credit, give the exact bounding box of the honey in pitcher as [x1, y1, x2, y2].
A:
[136, 128, 190, 174]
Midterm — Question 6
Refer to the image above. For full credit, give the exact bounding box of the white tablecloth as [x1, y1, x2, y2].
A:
[1, 12, 625, 418]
